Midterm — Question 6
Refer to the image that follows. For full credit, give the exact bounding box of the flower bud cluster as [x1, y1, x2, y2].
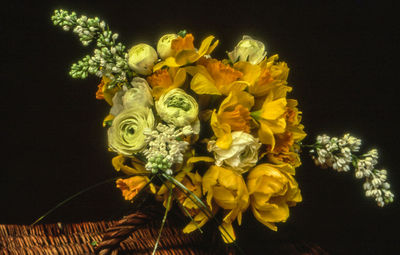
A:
[311, 134, 360, 172]
[143, 123, 194, 175]
[52, 9, 131, 88]
[357, 150, 394, 207]
[310, 133, 394, 207]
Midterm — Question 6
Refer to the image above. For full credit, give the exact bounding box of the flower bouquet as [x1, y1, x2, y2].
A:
[43, 9, 394, 254]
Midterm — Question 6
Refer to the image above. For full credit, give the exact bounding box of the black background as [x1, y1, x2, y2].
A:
[1, 1, 400, 254]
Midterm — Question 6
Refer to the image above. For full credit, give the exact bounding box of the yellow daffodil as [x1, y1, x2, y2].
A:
[146, 67, 187, 99]
[116, 176, 156, 200]
[234, 54, 290, 98]
[112, 154, 147, 174]
[210, 90, 254, 149]
[251, 89, 287, 149]
[247, 163, 302, 231]
[153, 33, 219, 71]
[190, 58, 248, 96]
[202, 165, 249, 243]
[285, 99, 307, 142]
[265, 131, 301, 168]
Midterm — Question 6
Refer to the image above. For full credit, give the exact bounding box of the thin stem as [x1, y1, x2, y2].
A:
[31, 173, 150, 226]
[152, 178, 172, 255]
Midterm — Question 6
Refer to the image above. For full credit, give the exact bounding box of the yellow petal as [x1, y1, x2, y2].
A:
[234, 61, 261, 86]
[261, 98, 287, 120]
[219, 222, 236, 243]
[198, 35, 217, 56]
[210, 110, 232, 149]
[190, 71, 221, 95]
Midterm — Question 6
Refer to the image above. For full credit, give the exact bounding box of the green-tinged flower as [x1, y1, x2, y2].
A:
[228, 35, 266, 65]
[157, 34, 178, 60]
[128, 43, 158, 75]
[123, 77, 154, 108]
[156, 88, 199, 127]
[108, 107, 155, 155]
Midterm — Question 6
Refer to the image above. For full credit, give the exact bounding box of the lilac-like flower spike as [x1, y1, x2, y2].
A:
[309, 133, 394, 207]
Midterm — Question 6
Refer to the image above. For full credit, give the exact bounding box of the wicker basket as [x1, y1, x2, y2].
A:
[0, 202, 327, 255]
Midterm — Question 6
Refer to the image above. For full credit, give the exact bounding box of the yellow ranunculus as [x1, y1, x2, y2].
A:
[202, 165, 249, 243]
[128, 43, 158, 75]
[116, 176, 156, 201]
[247, 163, 302, 231]
[190, 58, 248, 96]
[153, 33, 219, 71]
[156, 33, 178, 60]
[210, 90, 254, 149]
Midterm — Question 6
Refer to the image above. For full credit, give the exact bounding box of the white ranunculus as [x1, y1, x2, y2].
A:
[208, 131, 261, 174]
[227, 35, 267, 65]
[123, 77, 154, 109]
[128, 43, 158, 75]
[156, 88, 199, 127]
[109, 78, 154, 116]
[108, 107, 155, 155]
[157, 33, 178, 59]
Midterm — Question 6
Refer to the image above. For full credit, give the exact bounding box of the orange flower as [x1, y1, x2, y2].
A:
[116, 176, 155, 201]
[190, 58, 247, 96]
[146, 68, 186, 99]
[95, 76, 117, 105]
[171, 33, 195, 52]
[211, 90, 254, 149]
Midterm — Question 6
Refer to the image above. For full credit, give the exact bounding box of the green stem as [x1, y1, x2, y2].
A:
[152, 179, 172, 255]
[31, 173, 150, 226]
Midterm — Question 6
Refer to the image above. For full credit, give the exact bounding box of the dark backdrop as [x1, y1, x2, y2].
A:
[1, 1, 399, 254]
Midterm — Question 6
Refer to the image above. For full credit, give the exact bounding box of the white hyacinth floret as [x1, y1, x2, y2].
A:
[143, 123, 194, 175]
[309, 133, 394, 207]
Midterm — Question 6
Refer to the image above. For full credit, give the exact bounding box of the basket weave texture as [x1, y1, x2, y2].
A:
[0, 213, 226, 255]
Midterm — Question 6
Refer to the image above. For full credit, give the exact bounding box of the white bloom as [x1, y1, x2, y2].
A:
[208, 131, 261, 174]
[157, 33, 178, 59]
[128, 43, 158, 75]
[108, 107, 155, 155]
[123, 77, 154, 109]
[156, 88, 199, 127]
[109, 78, 154, 116]
[227, 35, 267, 65]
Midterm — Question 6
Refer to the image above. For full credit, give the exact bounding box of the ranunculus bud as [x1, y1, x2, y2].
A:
[128, 43, 158, 75]
[228, 35, 266, 65]
[156, 88, 199, 127]
[157, 33, 178, 59]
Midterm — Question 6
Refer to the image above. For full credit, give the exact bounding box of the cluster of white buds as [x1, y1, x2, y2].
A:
[357, 150, 394, 207]
[311, 133, 361, 172]
[52, 9, 131, 88]
[309, 133, 394, 207]
[143, 123, 194, 175]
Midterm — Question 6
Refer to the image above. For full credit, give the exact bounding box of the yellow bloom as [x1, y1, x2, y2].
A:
[264, 131, 301, 168]
[247, 163, 302, 231]
[253, 90, 287, 149]
[153, 34, 219, 71]
[211, 90, 254, 149]
[202, 165, 249, 243]
[190, 58, 248, 96]
[116, 176, 156, 201]
[146, 67, 187, 99]
[112, 155, 148, 174]
[285, 99, 306, 142]
[234, 54, 290, 98]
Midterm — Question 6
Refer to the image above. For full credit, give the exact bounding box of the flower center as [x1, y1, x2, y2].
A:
[166, 95, 192, 111]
